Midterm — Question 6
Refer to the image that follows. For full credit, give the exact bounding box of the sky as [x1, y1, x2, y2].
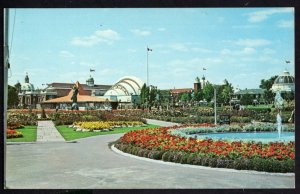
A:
[7, 8, 294, 90]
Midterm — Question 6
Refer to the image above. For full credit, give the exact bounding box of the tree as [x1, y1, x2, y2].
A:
[282, 91, 295, 103]
[14, 82, 21, 92]
[180, 92, 190, 102]
[219, 79, 234, 104]
[8, 85, 19, 108]
[202, 83, 214, 102]
[149, 86, 158, 108]
[240, 93, 253, 105]
[140, 83, 148, 108]
[192, 90, 203, 102]
[259, 76, 278, 104]
[159, 90, 170, 109]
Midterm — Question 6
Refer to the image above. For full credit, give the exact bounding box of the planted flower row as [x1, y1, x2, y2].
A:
[115, 125, 294, 173]
[6, 129, 23, 139]
[71, 121, 146, 132]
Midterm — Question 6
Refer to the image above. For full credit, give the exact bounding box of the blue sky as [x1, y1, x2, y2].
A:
[8, 8, 294, 90]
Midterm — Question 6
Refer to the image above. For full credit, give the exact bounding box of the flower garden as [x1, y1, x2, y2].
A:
[6, 109, 151, 141]
[71, 121, 146, 132]
[115, 123, 295, 173]
[6, 129, 23, 139]
[6, 108, 295, 173]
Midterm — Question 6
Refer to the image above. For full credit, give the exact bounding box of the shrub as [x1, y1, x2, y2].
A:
[148, 150, 164, 160]
[230, 116, 252, 123]
[8, 112, 37, 126]
[179, 153, 190, 164]
[186, 153, 197, 164]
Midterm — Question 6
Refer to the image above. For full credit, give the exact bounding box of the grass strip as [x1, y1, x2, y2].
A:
[6, 126, 37, 142]
[56, 124, 159, 141]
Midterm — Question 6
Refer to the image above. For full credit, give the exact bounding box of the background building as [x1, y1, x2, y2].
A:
[18, 73, 39, 108]
[104, 76, 144, 109]
[17, 73, 112, 109]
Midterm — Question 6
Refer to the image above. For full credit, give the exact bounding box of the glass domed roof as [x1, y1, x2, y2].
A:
[86, 75, 94, 82]
[271, 70, 295, 92]
[104, 76, 145, 96]
[21, 83, 35, 91]
[20, 73, 35, 92]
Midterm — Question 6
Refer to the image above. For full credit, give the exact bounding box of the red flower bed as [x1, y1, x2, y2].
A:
[119, 124, 294, 161]
[6, 129, 23, 139]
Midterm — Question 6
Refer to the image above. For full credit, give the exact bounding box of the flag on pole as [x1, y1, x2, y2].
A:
[90, 68, 95, 72]
[285, 60, 290, 63]
[147, 47, 152, 51]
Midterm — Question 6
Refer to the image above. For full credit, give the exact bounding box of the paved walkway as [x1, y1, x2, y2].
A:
[146, 118, 181, 127]
[36, 120, 65, 142]
[6, 133, 294, 189]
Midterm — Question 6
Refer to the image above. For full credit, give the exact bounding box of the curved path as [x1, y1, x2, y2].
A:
[6, 119, 294, 189]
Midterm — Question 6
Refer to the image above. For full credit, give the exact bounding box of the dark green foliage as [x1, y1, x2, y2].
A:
[148, 150, 164, 160]
[115, 142, 294, 173]
[240, 93, 254, 105]
[186, 153, 197, 164]
[8, 85, 19, 108]
[162, 151, 172, 161]
[179, 153, 190, 164]
[259, 75, 278, 104]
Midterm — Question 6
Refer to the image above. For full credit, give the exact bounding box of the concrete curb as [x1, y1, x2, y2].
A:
[6, 140, 77, 145]
[111, 144, 295, 177]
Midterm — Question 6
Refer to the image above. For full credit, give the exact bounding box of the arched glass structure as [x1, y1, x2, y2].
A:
[104, 76, 145, 102]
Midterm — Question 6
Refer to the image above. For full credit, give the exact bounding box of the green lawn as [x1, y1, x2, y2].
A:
[245, 105, 273, 109]
[6, 126, 37, 142]
[56, 124, 159, 141]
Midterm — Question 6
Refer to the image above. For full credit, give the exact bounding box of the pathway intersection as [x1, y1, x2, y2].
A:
[36, 120, 65, 142]
[5, 119, 295, 189]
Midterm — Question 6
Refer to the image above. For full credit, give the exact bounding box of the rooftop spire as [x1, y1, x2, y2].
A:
[25, 72, 29, 83]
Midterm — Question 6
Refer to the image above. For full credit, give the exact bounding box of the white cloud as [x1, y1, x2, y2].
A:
[262, 48, 276, 55]
[169, 43, 188, 52]
[60, 50, 74, 58]
[236, 39, 271, 47]
[247, 8, 293, 23]
[232, 25, 258, 29]
[277, 20, 294, 28]
[131, 29, 151, 36]
[152, 43, 212, 54]
[79, 61, 96, 68]
[191, 47, 212, 53]
[128, 49, 137, 53]
[221, 47, 256, 56]
[71, 29, 120, 47]
[242, 47, 256, 55]
[157, 28, 166, 32]
[168, 57, 222, 68]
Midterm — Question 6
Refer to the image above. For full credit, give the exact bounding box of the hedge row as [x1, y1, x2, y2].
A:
[114, 142, 294, 173]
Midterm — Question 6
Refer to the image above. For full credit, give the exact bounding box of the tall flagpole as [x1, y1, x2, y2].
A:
[147, 47, 149, 86]
[146, 47, 152, 86]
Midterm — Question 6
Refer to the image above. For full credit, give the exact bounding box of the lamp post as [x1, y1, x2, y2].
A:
[213, 81, 226, 125]
[214, 87, 217, 125]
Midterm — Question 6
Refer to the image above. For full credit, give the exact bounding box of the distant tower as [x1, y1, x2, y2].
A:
[25, 72, 29, 83]
[200, 75, 207, 89]
[194, 77, 201, 93]
[86, 75, 94, 87]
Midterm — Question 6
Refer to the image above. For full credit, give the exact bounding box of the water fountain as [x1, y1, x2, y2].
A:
[275, 91, 284, 139]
